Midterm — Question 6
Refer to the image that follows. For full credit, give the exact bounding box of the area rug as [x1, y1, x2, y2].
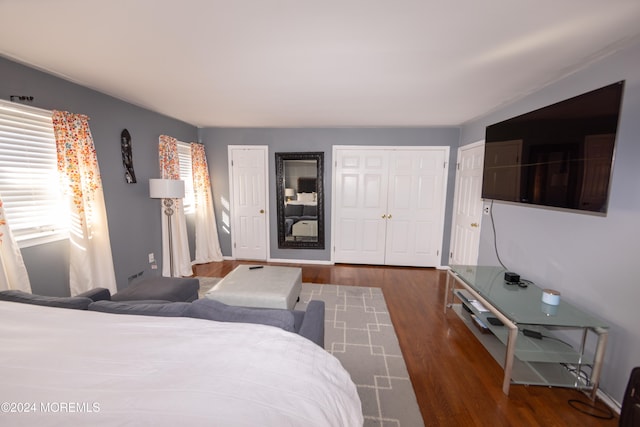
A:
[196, 277, 424, 427]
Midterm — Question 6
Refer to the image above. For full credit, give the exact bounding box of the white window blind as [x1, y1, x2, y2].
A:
[0, 100, 69, 247]
[177, 142, 194, 214]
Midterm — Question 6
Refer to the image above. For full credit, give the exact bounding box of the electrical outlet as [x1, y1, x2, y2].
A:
[148, 253, 155, 263]
[483, 205, 490, 215]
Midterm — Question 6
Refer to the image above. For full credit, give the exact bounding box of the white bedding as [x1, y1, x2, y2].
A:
[0, 301, 363, 426]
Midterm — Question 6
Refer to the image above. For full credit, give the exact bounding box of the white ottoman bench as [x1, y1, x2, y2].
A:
[205, 265, 302, 310]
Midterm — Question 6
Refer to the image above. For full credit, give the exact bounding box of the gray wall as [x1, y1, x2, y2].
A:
[459, 40, 640, 404]
[199, 127, 460, 264]
[0, 56, 198, 295]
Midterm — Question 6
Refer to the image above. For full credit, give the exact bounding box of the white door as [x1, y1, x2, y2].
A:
[385, 149, 448, 267]
[449, 141, 484, 266]
[333, 149, 388, 264]
[332, 146, 448, 267]
[229, 146, 268, 260]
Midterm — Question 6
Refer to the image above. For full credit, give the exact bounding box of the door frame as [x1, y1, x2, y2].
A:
[227, 145, 270, 260]
[449, 140, 484, 266]
[331, 145, 450, 267]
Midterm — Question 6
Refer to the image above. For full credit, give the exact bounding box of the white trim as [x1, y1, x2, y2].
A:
[448, 139, 484, 266]
[331, 144, 449, 267]
[268, 257, 333, 265]
[227, 145, 270, 261]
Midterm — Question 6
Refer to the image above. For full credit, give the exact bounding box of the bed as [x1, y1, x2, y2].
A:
[0, 300, 363, 426]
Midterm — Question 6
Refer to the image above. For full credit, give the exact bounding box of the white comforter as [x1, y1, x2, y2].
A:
[0, 301, 363, 426]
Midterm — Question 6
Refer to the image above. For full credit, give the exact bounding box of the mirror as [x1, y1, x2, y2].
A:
[276, 152, 325, 249]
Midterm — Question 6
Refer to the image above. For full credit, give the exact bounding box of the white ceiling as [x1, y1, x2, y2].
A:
[2, 0, 640, 128]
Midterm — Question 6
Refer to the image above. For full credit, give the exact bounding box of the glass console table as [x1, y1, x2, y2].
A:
[444, 265, 608, 398]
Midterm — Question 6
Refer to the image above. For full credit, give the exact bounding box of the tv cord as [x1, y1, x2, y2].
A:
[490, 203, 614, 420]
[488, 201, 508, 270]
[567, 399, 614, 420]
[521, 329, 573, 348]
[557, 364, 615, 420]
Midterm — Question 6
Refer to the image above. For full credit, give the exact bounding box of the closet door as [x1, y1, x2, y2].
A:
[385, 149, 447, 267]
[333, 149, 388, 264]
[332, 146, 449, 267]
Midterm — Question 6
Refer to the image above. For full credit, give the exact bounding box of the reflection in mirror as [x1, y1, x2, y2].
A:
[276, 152, 324, 249]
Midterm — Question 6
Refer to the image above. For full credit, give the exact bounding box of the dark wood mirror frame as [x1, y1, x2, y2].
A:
[275, 152, 325, 249]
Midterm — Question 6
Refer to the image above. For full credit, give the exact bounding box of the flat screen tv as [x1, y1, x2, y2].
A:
[482, 81, 624, 214]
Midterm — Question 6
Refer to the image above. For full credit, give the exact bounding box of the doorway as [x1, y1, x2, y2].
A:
[228, 146, 269, 260]
[449, 141, 484, 266]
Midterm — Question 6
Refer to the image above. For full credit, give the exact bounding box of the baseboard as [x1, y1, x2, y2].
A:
[267, 257, 334, 265]
[596, 388, 621, 416]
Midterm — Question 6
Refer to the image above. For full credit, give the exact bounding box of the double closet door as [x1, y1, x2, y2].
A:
[332, 146, 449, 267]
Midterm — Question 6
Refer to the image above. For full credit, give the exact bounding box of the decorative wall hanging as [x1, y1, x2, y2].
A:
[121, 129, 137, 183]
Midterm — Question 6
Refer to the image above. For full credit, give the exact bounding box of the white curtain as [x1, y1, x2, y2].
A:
[191, 143, 223, 264]
[0, 194, 31, 292]
[52, 111, 117, 296]
[159, 135, 192, 277]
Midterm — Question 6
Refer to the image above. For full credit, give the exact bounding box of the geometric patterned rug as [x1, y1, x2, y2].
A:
[197, 278, 424, 427]
[296, 284, 424, 427]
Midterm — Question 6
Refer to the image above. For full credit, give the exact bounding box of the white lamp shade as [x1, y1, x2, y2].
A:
[285, 188, 296, 197]
[149, 179, 185, 199]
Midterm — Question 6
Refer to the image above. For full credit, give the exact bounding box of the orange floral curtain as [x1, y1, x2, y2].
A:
[191, 143, 222, 263]
[0, 195, 31, 292]
[159, 135, 180, 180]
[158, 135, 192, 277]
[52, 111, 117, 295]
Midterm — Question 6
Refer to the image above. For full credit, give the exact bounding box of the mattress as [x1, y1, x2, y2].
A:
[0, 301, 363, 426]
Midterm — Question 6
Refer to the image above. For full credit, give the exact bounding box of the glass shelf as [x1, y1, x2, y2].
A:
[450, 265, 607, 328]
[445, 265, 608, 397]
[452, 304, 593, 389]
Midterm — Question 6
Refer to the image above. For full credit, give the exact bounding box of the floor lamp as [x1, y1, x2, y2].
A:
[149, 178, 185, 277]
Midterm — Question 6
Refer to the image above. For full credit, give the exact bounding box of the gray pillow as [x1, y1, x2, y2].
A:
[0, 290, 93, 310]
[187, 298, 295, 332]
[88, 300, 191, 317]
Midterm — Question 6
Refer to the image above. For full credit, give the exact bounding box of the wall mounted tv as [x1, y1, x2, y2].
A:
[482, 80, 624, 214]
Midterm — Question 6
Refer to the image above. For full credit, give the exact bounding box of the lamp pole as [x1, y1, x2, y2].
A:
[150, 179, 185, 277]
[163, 198, 176, 277]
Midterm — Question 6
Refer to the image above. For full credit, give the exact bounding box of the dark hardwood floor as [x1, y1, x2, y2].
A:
[193, 260, 618, 427]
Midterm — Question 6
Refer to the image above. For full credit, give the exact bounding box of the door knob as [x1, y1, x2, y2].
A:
[387, 214, 392, 219]
[471, 222, 479, 228]
[382, 214, 387, 219]
[260, 209, 265, 214]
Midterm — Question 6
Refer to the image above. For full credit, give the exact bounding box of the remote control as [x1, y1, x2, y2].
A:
[249, 266, 264, 270]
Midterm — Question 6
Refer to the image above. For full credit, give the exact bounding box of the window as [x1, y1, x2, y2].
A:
[0, 100, 69, 247]
[177, 142, 194, 214]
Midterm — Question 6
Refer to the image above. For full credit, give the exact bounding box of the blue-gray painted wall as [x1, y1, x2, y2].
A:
[460, 40, 640, 404]
[0, 56, 198, 296]
[198, 127, 460, 264]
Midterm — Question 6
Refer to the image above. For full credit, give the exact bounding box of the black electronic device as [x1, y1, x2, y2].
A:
[523, 329, 543, 339]
[249, 266, 264, 270]
[620, 366, 640, 427]
[482, 81, 625, 214]
[504, 272, 520, 283]
[486, 317, 503, 326]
